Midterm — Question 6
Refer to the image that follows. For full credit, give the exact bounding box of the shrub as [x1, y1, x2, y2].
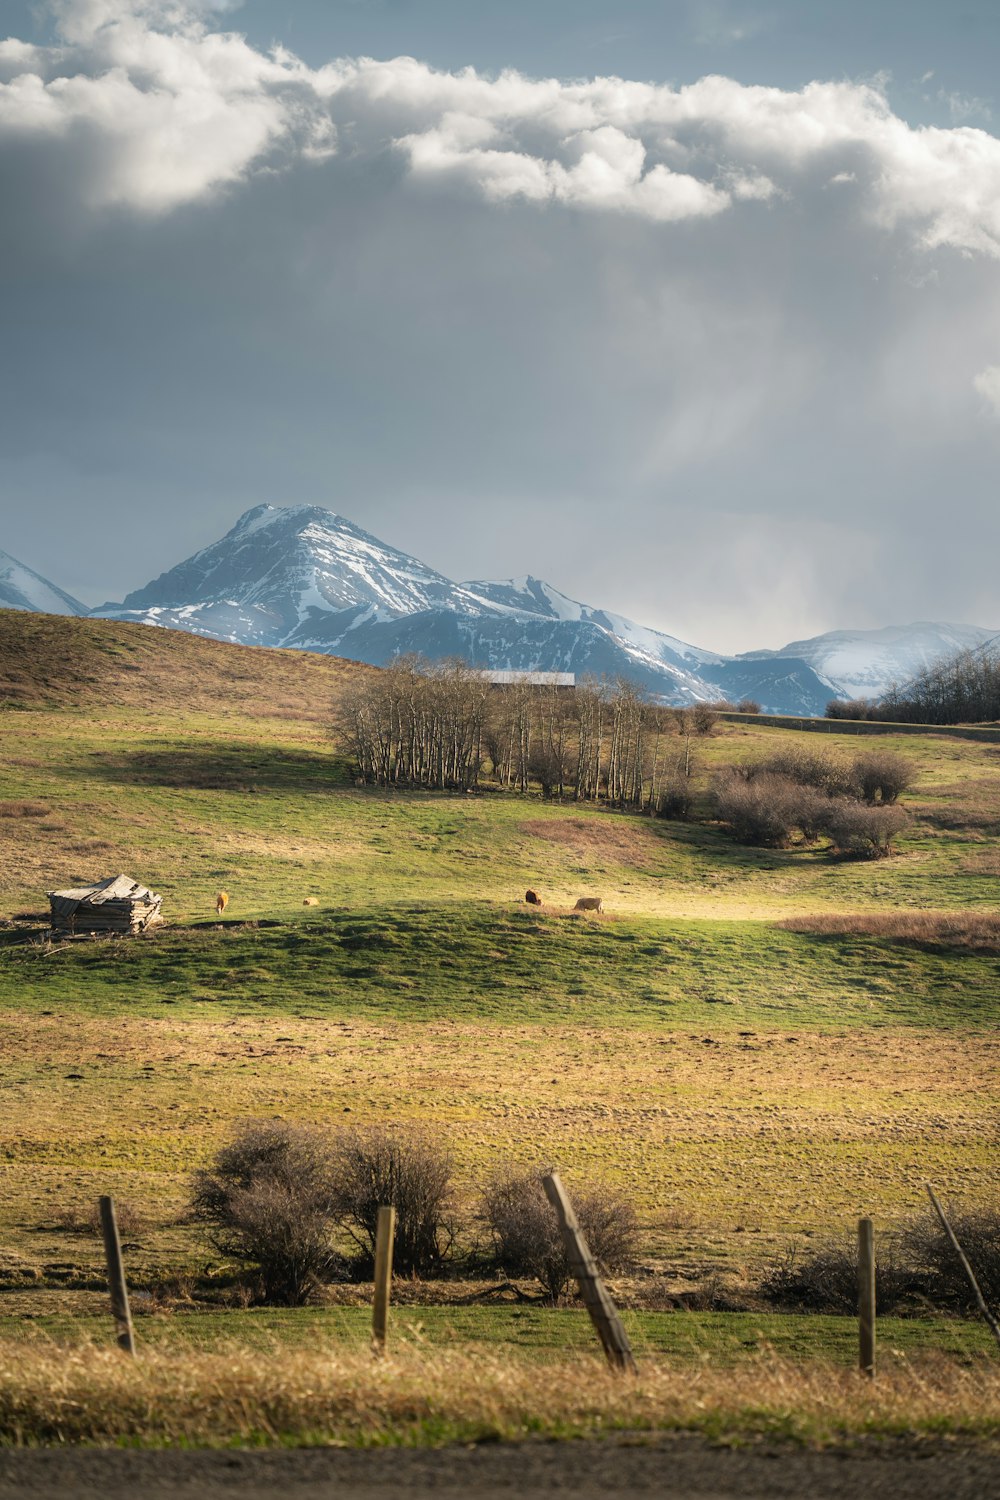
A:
[331, 1125, 454, 1277]
[191, 1121, 341, 1305]
[688, 704, 718, 735]
[481, 1169, 638, 1301]
[735, 699, 761, 715]
[824, 801, 907, 858]
[655, 782, 693, 820]
[759, 1236, 911, 1314]
[852, 751, 913, 805]
[756, 748, 856, 799]
[825, 698, 881, 720]
[713, 769, 827, 847]
[903, 1207, 1000, 1314]
[55, 1200, 145, 1240]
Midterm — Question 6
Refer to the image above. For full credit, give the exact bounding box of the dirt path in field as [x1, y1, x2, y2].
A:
[1, 1438, 998, 1499]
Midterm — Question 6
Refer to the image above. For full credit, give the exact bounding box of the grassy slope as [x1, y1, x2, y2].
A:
[0, 611, 998, 1297]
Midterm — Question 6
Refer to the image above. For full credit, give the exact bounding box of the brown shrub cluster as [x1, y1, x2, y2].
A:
[713, 748, 911, 856]
[480, 1169, 638, 1302]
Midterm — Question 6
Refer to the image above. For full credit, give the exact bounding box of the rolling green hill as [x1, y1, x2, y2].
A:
[0, 609, 997, 1302]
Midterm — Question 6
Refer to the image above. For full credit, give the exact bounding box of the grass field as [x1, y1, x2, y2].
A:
[0, 612, 998, 1314]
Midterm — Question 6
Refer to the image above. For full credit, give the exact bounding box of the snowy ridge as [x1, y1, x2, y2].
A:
[87, 505, 999, 716]
[0, 550, 85, 616]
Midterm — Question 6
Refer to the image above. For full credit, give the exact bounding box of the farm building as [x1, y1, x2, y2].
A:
[47, 874, 163, 935]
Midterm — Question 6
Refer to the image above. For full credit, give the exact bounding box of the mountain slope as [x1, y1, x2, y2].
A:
[0, 551, 85, 616]
[96, 505, 479, 646]
[760, 623, 1000, 701]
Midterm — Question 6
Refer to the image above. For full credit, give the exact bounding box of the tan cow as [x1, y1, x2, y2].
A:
[303, 897, 319, 906]
[215, 891, 229, 916]
[573, 896, 603, 913]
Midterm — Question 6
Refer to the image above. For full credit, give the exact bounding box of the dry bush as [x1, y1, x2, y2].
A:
[480, 1169, 638, 1302]
[852, 751, 913, 805]
[758, 1236, 912, 1314]
[331, 1125, 455, 1277]
[655, 783, 693, 820]
[736, 698, 761, 714]
[191, 1121, 343, 1305]
[688, 704, 718, 735]
[823, 801, 907, 859]
[780, 910, 1000, 953]
[903, 1207, 1000, 1314]
[53, 1200, 146, 1240]
[825, 698, 881, 720]
[0, 800, 49, 818]
[756, 748, 857, 798]
[712, 769, 827, 847]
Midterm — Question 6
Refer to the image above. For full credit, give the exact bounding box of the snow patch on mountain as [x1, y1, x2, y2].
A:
[0, 551, 85, 616]
[765, 622, 1000, 701]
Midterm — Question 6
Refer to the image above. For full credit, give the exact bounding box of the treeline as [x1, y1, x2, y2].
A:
[827, 644, 1000, 725]
[338, 656, 737, 810]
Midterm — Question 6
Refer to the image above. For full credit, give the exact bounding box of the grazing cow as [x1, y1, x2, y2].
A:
[525, 890, 542, 906]
[573, 896, 603, 913]
[303, 897, 319, 906]
[215, 891, 229, 916]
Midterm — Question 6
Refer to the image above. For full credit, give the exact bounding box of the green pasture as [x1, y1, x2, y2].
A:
[0, 1303, 993, 1366]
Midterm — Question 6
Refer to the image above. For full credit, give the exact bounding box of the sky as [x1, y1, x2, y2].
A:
[2, 0, 1000, 651]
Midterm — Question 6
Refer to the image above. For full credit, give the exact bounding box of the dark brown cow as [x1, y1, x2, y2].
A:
[525, 889, 542, 905]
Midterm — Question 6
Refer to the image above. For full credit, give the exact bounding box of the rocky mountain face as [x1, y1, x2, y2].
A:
[29, 503, 995, 715]
[0, 550, 85, 616]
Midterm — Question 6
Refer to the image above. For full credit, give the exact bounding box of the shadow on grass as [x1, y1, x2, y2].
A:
[82, 744, 353, 794]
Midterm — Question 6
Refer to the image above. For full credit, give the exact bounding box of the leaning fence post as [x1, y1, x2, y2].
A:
[99, 1195, 135, 1356]
[542, 1171, 637, 1374]
[372, 1205, 396, 1356]
[926, 1184, 1000, 1351]
[858, 1216, 875, 1377]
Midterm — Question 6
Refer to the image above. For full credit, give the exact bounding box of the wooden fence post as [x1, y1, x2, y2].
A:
[858, 1216, 875, 1378]
[542, 1172, 637, 1374]
[372, 1205, 396, 1356]
[99, 1195, 135, 1356]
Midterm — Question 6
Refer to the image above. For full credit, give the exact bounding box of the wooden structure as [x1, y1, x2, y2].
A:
[47, 874, 163, 935]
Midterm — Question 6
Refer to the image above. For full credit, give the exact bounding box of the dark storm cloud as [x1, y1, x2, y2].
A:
[2, 0, 1000, 647]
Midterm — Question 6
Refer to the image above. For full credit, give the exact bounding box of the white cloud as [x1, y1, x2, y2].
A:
[1, 0, 1000, 260]
[974, 365, 1000, 418]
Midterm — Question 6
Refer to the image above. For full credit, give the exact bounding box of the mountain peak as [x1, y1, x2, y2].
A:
[0, 550, 86, 616]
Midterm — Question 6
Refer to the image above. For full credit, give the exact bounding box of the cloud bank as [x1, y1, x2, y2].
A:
[3, 0, 1000, 256]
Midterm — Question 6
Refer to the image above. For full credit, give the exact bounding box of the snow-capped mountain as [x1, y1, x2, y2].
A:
[89, 503, 1000, 714]
[93, 505, 485, 646]
[93, 505, 834, 712]
[0, 550, 85, 615]
[758, 623, 1000, 702]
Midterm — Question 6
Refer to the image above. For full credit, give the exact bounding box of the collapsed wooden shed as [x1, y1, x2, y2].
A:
[47, 874, 163, 935]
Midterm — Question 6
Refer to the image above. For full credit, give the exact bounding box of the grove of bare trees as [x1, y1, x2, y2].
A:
[337, 657, 718, 811]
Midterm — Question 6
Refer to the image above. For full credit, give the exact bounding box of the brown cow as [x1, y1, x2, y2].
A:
[573, 896, 603, 913]
[215, 891, 229, 916]
[525, 890, 542, 906]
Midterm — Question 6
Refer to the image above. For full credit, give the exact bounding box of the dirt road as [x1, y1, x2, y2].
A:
[1, 1438, 998, 1499]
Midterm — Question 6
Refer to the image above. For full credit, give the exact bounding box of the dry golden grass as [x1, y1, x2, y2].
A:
[0, 1343, 997, 1447]
[520, 816, 669, 870]
[0, 610, 369, 721]
[781, 910, 1000, 953]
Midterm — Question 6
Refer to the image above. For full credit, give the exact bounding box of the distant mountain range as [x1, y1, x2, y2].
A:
[4, 506, 997, 716]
